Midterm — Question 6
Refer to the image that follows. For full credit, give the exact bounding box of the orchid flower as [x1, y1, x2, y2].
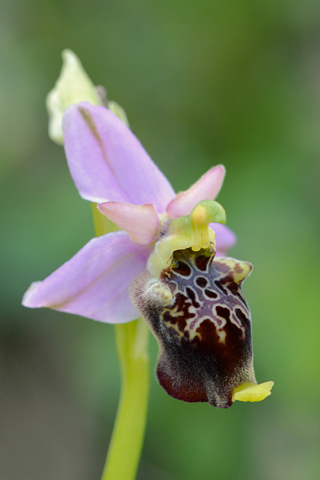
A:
[22, 50, 274, 480]
[23, 100, 273, 407]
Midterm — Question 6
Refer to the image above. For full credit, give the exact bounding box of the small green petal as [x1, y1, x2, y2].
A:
[108, 100, 129, 126]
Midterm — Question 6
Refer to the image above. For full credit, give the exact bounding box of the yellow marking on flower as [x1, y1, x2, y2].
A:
[147, 200, 226, 277]
[217, 329, 227, 344]
[146, 281, 173, 304]
[216, 258, 252, 284]
[232, 381, 274, 403]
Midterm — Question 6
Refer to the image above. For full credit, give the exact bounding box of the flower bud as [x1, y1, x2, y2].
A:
[46, 49, 101, 144]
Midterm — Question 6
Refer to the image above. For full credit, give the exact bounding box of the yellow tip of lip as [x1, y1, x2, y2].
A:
[232, 381, 274, 403]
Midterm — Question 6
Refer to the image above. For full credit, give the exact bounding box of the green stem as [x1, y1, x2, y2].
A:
[101, 320, 149, 480]
[91, 205, 150, 480]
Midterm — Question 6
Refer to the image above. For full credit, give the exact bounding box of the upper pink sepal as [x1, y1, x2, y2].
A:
[63, 103, 175, 211]
[166, 165, 226, 218]
[98, 202, 159, 245]
[22, 232, 150, 323]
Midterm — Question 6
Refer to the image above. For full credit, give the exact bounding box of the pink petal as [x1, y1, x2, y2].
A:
[211, 223, 237, 256]
[22, 232, 150, 323]
[98, 202, 159, 245]
[63, 103, 175, 211]
[166, 165, 226, 218]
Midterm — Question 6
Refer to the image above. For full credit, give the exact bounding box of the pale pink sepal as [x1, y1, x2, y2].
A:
[166, 165, 226, 218]
[98, 202, 159, 245]
[212, 223, 237, 256]
[63, 103, 175, 211]
[22, 232, 150, 323]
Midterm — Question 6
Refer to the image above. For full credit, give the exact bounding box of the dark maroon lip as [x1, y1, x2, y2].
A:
[131, 248, 255, 408]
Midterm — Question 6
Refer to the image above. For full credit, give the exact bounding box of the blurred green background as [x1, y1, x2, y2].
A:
[1, 1, 320, 479]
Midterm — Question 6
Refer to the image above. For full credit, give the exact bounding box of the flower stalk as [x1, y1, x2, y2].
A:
[92, 205, 150, 480]
[102, 320, 149, 480]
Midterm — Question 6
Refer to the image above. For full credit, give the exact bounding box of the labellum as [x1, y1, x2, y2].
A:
[131, 246, 256, 408]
